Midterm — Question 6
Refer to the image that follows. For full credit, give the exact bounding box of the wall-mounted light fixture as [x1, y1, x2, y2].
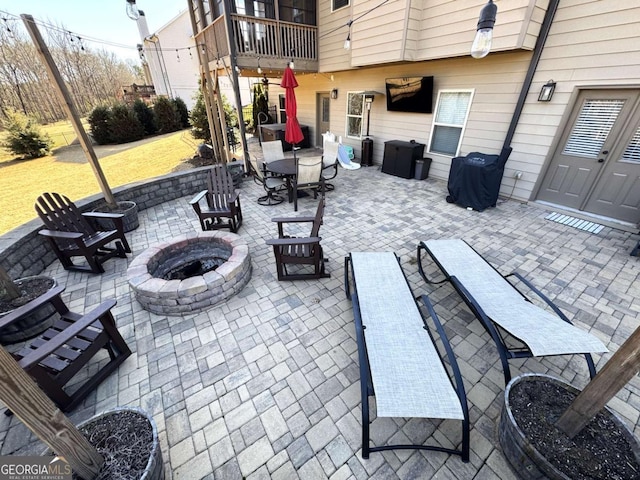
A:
[471, 0, 497, 59]
[331, 89, 338, 99]
[126, 0, 140, 20]
[538, 80, 556, 102]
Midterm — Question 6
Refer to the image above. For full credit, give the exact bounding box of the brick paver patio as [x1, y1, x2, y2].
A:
[1, 155, 638, 479]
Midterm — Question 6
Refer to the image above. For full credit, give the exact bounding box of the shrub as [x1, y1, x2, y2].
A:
[172, 97, 190, 128]
[1, 109, 52, 159]
[108, 104, 145, 144]
[88, 105, 112, 144]
[153, 97, 181, 134]
[190, 89, 210, 143]
[132, 99, 157, 136]
[252, 83, 270, 132]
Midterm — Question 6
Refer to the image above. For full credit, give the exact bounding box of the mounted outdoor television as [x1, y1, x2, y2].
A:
[385, 76, 434, 113]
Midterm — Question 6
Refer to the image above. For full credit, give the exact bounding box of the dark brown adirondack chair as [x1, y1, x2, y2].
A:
[265, 197, 330, 280]
[0, 284, 131, 412]
[190, 164, 243, 232]
[35, 193, 131, 274]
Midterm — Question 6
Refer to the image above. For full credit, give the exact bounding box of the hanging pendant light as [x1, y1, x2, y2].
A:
[126, 0, 140, 20]
[471, 0, 497, 59]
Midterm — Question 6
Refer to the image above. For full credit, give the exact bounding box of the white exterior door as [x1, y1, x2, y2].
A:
[537, 89, 640, 224]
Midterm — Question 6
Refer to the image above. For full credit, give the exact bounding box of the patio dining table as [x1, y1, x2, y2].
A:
[267, 158, 297, 203]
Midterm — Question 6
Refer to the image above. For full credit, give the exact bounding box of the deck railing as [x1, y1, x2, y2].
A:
[194, 15, 317, 64]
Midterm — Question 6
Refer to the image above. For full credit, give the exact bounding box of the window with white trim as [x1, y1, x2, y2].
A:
[428, 90, 474, 157]
[332, 0, 349, 11]
[346, 92, 364, 139]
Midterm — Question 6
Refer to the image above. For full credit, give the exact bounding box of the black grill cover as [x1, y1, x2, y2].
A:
[446, 152, 504, 211]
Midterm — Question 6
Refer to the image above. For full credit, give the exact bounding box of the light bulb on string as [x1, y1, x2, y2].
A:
[126, 0, 140, 20]
[470, 0, 497, 59]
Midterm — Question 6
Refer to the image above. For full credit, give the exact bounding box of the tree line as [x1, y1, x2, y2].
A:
[0, 17, 142, 124]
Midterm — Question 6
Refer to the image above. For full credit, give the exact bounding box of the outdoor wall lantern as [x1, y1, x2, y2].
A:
[126, 0, 140, 20]
[471, 0, 497, 59]
[538, 80, 556, 102]
[331, 89, 338, 99]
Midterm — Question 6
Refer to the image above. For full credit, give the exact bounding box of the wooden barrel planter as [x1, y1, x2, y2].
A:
[0, 276, 58, 345]
[44, 407, 163, 479]
[499, 373, 640, 480]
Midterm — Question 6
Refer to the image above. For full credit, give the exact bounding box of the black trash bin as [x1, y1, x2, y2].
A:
[446, 152, 504, 211]
[414, 158, 432, 180]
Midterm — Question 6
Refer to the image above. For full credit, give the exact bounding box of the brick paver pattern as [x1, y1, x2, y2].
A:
[1, 149, 639, 480]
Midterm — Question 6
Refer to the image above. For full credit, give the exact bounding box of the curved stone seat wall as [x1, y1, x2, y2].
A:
[0, 167, 211, 280]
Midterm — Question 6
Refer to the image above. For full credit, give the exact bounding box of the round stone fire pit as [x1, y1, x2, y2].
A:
[127, 231, 251, 315]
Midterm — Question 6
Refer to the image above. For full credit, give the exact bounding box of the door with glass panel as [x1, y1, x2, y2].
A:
[317, 93, 330, 146]
[537, 89, 640, 224]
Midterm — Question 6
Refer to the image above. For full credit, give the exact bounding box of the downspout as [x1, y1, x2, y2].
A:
[500, 0, 560, 164]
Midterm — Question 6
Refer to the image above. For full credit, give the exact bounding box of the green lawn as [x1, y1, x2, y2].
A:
[0, 123, 197, 235]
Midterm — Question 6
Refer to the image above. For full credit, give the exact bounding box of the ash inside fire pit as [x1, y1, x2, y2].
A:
[160, 257, 226, 280]
[150, 241, 231, 281]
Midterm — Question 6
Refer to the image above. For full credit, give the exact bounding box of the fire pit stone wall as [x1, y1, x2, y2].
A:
[127, 231, 251, 315]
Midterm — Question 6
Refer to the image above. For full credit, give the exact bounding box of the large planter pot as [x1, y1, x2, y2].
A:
[499, 373, 640, 480]
[0, 276, 59, 344]
[44, 407, 163, 480]
[93, 200, 139, 232]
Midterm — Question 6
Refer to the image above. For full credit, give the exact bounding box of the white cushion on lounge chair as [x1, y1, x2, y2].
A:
[350, 251, 464, 420]
[424, 239, 607, 357]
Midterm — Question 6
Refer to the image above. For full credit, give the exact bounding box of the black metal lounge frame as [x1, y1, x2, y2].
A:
[344, 254, 470, 462]
[417, 241, 598, 385]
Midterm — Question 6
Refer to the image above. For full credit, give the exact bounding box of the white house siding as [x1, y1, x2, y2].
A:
[518, 0, 640, 202]
[154, 11, 201, 109]
[288, 52, 531, 192]
[318, 1, 353, 73]
[302, 0, 640, 204]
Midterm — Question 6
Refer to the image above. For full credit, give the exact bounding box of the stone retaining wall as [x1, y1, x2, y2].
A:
[0, 168, 211, 280]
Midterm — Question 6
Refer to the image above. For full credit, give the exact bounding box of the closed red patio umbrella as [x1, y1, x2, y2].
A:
[281, 66, 304, 150]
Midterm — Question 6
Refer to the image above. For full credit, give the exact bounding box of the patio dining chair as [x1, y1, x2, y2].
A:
[262, 140, 285, 165]
[248, 155, 287, 206]
[293, 157, 324, 212]
[321, 140, 340, 191]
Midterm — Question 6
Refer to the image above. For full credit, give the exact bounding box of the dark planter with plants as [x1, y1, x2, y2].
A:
[0, 276, 58, 344]
[499, 373, 640, 480]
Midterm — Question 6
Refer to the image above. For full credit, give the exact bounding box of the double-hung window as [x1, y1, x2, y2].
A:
[429, 90, 474, 156]
[346, 92, 364, 139]
[332, 0, 349, 11]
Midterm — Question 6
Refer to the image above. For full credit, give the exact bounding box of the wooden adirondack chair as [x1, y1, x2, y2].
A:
[190, 164, 243, 232]
[35, 193, 131, 274]
[266, 197, 330, 280]
[1, 284, 131, 412]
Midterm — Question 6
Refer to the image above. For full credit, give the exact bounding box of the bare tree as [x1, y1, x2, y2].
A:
[0, 17, 141, 123]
